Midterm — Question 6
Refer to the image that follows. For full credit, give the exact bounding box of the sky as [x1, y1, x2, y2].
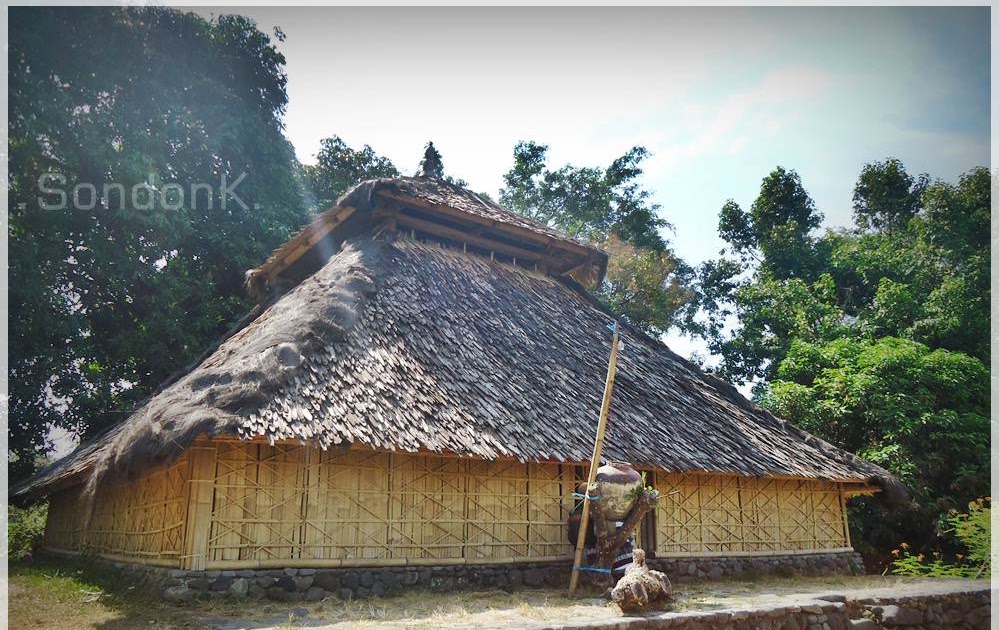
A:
[187, 6, 990, 360]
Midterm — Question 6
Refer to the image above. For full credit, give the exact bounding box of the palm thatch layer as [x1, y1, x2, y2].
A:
[18, 227, 898, 498]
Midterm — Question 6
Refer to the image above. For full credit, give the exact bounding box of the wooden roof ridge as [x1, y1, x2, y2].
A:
[245, 176, 608, 300]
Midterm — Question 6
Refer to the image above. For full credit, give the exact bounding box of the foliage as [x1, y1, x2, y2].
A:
[852, 158, 929, 234]
[703, 162, 989, 381]
[596, 235, 698, 336]
[501, 141, 669, 251]
[718, 166, 823, 280]
[8, 502, 49, 558]
[704, 159, 990, 565]
[500, 141, 698, 334]
[8, 6, 311, 480]
[419, 141, 445, 179]
[890, 498, 991, 578]
[947, 497, 991, 574]
[415, 140, 468, 187]
[763, 337, 989, 556]
[625, 472, 662, 503]
[303, 135, 399, 210]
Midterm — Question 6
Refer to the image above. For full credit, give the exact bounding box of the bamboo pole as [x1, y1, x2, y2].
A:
[568, 323, 621, 596]
[182, 446, 218, 570]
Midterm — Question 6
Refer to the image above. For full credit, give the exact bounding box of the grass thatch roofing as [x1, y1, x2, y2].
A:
[17, 177, 902, 500]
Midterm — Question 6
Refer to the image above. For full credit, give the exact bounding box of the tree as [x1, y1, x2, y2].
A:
[419, 141, 444, 179]
[500, 141, 698, 335]
[501, 141, 669, 251]
[762, 337, 989, 563]
[703, 167, 828, 381]
[596, 236, 697, 336]
[718, 166, 823, 280]
[303, 136, 398, 210]
[920, 167, 990, 267]
[702, 160, 990, 565]
[415, 141, 468, 187]
[852, 157, 929, 234]
[9, 7, 310, 479]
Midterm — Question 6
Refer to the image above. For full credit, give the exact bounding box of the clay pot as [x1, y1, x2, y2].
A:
[594, 461, 643, 520]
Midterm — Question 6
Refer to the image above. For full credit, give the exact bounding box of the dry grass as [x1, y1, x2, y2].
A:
[10, 555, 982, 630]
[298, 589, 621, 629]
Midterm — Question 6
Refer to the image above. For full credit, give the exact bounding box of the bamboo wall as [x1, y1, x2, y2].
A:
[43, 452, 190, 566]
[205, 441, 576, 567]
[41, 440, 855, 570]
[654, 473, 850, 556]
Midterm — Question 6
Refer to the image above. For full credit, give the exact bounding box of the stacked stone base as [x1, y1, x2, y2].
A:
[649, 550, 865, 581]
[40, 548, 863, 602]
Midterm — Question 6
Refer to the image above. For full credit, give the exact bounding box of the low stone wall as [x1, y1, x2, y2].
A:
[161, 561, 573, 603]
[549, 585, 991, 629]
[40, 548, 862, 602]
[649, 551, 865, 581]
[848, 587, 991, 629]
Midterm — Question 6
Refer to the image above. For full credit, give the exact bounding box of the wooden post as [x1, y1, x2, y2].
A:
[569, 323, 621, 595]
[183, 446, 217, 571]
[839, 483, 852, 549]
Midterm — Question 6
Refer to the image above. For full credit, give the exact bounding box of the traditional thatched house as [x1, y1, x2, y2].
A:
[17, 176, 899, 592]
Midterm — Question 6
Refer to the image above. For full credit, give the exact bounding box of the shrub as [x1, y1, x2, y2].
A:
[9, 502, 47, 559]
[890, 497, 990, 578]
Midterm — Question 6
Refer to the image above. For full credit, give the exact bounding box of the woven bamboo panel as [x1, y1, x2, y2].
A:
[656, 473, 848, 555]
[205, 443, 575, 564]
[208, 441, 310, 563]
[387, 453, 464, 560]
[43, 453, 190, 565]
[43, 487, 87, 551]
[526, 462, 571, 558]
[304, 449, 392, 561]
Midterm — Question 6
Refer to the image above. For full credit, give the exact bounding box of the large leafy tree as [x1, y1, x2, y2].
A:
[303, 135, 399, 210]
[762, 337, 989, 562]
[852, 157, 929, 234]
[717, 166, 824, 281]
[500, 141, 696, 335]
[702, 160, 990, 565]
[9, 7, 311, 479]
[700, 167, 829, 381]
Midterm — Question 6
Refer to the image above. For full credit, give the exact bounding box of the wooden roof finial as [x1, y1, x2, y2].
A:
[419, 141, 443, 179]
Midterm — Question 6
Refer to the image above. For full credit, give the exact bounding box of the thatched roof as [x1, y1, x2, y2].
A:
[246, 177, 608, 297]
[16, 177, 901, 499]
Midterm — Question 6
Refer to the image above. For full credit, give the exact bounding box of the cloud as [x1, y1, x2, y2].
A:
[651, 66, 834, 171]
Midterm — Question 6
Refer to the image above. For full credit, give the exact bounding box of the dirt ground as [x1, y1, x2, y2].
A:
[7, 556, 987, 630]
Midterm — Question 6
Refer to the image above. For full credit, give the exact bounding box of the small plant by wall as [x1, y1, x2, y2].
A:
[890, 497, 990, 578]
[9, 502, 48, 559]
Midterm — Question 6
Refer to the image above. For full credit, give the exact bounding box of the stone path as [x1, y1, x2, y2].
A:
[197, 578, 990, 630]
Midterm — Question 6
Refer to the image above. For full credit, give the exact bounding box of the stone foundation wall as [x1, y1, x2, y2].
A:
[649, 551, 865, 581]
[41, 548, 863, 602]
[154, 561, 572, 603]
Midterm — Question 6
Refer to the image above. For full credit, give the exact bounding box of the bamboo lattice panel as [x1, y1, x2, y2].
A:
[44, 487, 87, 551]
[209, 441, 309, 562]
[206, 443, 576, 564]
[656, 474, 848, 555]
[43, 453, 190, 565]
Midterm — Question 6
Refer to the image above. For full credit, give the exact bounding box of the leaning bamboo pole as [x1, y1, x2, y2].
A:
[568, 323, 621, 596]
